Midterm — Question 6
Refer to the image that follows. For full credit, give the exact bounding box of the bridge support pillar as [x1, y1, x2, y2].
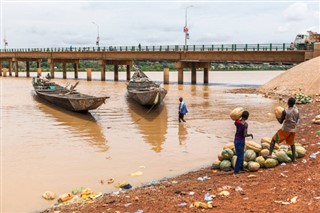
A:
[62, 63, 67, 79]
[126, 65, 131, 81]
[3, 68, 7, 77]
[26, 61, 30, 77]
[100, 65, 106, 81]
[191, 63, 196, 84]
[50, 63, 54, 79]
[204, 68, 209, 84]
[87, 68, 92, 81]
[178, 68, 183, 84]
[74, 63, 78, 79]
[99, 60, 106, 81]
[37, 61, 40, 69]
[9, 61, 12, 76]
[114, 65, 119, 81]
[15, 61, 19, 77]
[163, 68, 169, 84]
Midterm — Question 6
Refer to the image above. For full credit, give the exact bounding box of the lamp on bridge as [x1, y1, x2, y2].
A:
[184, 5, 193, 51]
[92, 21, 100, 47]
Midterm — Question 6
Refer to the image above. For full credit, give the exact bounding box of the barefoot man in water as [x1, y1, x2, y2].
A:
[268, 97, 300, 162]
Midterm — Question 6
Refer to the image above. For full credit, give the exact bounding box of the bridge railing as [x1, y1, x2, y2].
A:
[0, 43, 313, 52]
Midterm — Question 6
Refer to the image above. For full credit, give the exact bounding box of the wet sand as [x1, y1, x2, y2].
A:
[1, 71, 283, 212]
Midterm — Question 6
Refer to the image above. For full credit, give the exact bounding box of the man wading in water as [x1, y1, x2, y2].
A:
[178, 97, 188, 123]
[268, 97, 300, 162]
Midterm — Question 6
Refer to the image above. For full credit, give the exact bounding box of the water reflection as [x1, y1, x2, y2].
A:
[127, 99, 168, 153]
[178, 123, 188, 145]
[33, 95, 108, 152]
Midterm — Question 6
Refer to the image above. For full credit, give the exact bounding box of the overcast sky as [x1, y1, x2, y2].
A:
[0, 0, 319, 48]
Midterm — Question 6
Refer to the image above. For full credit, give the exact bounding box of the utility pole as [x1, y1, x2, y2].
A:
[184, 5, 193, 51]
[92, 22, 100, 47]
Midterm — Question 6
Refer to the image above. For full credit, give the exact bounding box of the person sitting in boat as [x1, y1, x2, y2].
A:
[45, 73, 51, 81]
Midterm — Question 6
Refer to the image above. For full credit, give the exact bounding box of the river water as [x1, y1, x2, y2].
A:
[1, 71, 283, 212]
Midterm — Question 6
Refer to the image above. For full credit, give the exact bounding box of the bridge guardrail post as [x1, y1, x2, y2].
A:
[245, 44, 248, 51]
[257, 44, 259, 51]
[283, 43, 285, 51]
[270, 44, 272, 51]
[221, 44, 224, 51]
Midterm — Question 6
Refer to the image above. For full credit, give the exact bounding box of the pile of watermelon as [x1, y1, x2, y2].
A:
[212, 138, 307, 172]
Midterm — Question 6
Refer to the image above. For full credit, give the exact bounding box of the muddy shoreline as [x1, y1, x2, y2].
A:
[43, 100, 320, 213]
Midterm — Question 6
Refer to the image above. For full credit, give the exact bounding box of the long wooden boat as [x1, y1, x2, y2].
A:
[32, 78, 109, 112]
[127, 71, 167, 106]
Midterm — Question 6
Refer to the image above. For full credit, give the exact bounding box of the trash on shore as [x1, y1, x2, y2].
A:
[310, 151, 320, 158]
[107, 178, 115, 184]
[42, 191, 56, 200]
[197, 176, 210, 181]
[219, 191, 230, 196]
[190, 201, 213, 209]
[58, 193, 74, 203]
[312, 115, 320, 124]
[178, 202, 187, 207]
[274, 196, 298, 205]
[130, 171, 143, 176]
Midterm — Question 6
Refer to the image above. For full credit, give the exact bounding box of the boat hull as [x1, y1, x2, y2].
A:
[36, 91, 107, 112]
[33, 81, 109, 112]
[127, 88, 167, 106]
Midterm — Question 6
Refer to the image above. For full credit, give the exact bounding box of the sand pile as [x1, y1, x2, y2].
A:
[259, 56, 320, 96]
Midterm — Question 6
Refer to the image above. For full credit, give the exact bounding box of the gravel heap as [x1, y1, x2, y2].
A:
[259, 56, 320, 96]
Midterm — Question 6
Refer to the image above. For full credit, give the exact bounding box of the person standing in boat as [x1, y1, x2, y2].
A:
[178, 97, 188, 123]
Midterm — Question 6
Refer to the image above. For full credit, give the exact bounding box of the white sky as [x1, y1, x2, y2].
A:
[0, 0, 319, 48]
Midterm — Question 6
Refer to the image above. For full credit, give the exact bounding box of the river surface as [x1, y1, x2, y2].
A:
[1, 71, 283, 212]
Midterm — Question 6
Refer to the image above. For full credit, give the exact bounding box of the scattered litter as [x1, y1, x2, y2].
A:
[310, 151, 320, 158]
[149, 180, 158, 185]
[115, 182, 132, 190]
[172, 181, 178, 184]
[134, 196, 139, 201]
[308, 178, 312, 181]
[204, 193, 213, 201]
[135, 210, 143, 213]
[243, 197, 249, 200]
[124, 203, 132, 207]
[274, 200, 291, 205]
[274, 196, 298, 205]
[178, 202, 187, 207]
[58, 193, 74, 203]
[139, 166, 146, 169]
[280, 163, 286, 166]
[219, 191, 230, 196]
[316, 130, 320, 134]
[235, 186, 243, 192]
[190, 201, 213, 209]
[280, 173, 288, 178]
[113, 191, 120, 195]
[189, 191, 195, 196]
[107, 178, 114, 184]
[71, 187, 86, 195]
[302, 159, 307, 163]
[197, 176, 209, 181]
[42, 191, 56, 200]
[291, 196, 298, 203]
[247, 175, 257, 178]
[314, 196, 320, 200]
[130, 171, 143, 177]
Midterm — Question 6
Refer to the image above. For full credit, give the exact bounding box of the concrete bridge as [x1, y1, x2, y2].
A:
[0, 43, 319, 84]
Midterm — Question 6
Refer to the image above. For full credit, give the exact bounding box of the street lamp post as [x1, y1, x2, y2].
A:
[184, 5, 193, 51]
[92, 22, 100, 47]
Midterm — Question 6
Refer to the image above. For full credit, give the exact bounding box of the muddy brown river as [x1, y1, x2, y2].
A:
[2, 71, 283, 212]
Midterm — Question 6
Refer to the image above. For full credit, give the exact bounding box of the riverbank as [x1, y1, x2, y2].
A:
[44, 102, 320, 212]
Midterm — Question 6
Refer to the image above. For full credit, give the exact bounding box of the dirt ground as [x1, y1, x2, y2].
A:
[44, 102, 320, 213]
